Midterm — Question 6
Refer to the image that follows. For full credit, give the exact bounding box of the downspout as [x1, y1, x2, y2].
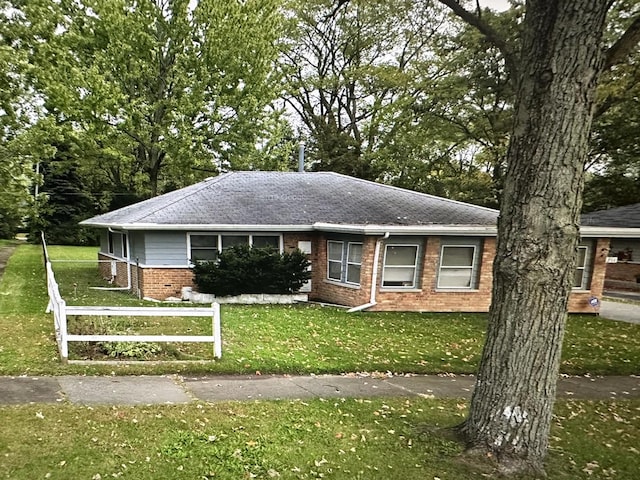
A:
[348, 232, 390, 313]
[91, 228, 131, 291]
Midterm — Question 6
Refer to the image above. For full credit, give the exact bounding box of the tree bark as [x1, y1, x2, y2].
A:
[461, 0, 610, 474]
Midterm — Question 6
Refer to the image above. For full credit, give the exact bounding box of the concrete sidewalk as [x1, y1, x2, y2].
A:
[601, 295, 640, 324]
[1, 373, 639, 406]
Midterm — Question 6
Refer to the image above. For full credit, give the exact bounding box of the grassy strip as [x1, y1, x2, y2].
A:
[0, 398, 638, 480]
[0, 244, 639, 376]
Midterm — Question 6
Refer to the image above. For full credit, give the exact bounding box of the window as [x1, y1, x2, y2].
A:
[573, 245, 592, 290]
[327, 240, 363, 285]
[190, 235, 219, 262]
[222, 235, 249, 250]
[253, 235, 280, 250]
[438, 245, 476, 288]
[121, 233, 128, 258]
[189, 234, 282, 263]
[327, 241, 344, 281]
[382, 245, 419, 288]
[346, 242, 362, 284]
[107, 231, 114, 254]
[107, 231, 127, 258]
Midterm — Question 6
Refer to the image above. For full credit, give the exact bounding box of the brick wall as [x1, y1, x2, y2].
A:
[373, 237, 495, 312]
[137, 267, 195, 299]
[310, 234, 371, 306]
[310, 235, 609, 314]
[97, 253, 129, 288]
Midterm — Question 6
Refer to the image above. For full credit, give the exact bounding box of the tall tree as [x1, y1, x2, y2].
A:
[281, 0, 449, 179]
[0, 2, 34, 238]
[437, 0, 640, 475]
[12, 0, 284, 198]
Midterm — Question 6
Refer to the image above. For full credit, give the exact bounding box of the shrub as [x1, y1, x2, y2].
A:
[192, 245, 311, 297]
[100, 338, 162, 359]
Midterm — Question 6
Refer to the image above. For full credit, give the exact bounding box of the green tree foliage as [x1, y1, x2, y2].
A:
[26, 138, 98, 245]
[417, 3, 523, 206]
[10, 0, 284, 199]
[281, 0, 452, 179]
[280, 0, 519, 207]
[0, 2, 34, 238]
[584, 1, 640, 210]
[193, 245, 311, 297]
[434, 0, 640, 211]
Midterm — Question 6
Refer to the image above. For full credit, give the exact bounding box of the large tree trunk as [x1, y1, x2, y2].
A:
[461, 1, 609, 474]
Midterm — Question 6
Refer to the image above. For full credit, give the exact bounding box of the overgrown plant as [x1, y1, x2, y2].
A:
[67, 316, 163, 360]
[192, 245, 311, 297]
[100, 339, 162, 359]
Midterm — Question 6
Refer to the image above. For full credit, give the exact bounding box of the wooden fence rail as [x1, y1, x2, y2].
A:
[42, 232, 221, 363]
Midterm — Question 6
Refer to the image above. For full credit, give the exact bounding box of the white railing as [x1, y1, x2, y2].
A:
[42, 233, 221, 363]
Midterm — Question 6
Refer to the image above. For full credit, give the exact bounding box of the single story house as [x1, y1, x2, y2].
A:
[80, 171, 626, 313]
[581, 202, 640, 293]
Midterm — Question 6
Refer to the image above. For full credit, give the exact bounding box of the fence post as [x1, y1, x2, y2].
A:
[213, 302, 222, 359]
[59, 299, 69, 363]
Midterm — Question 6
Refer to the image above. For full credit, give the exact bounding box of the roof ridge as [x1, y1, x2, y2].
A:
[324, 171, 499, 214]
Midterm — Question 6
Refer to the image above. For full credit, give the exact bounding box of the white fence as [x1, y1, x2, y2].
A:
[42, 233, 221, 363]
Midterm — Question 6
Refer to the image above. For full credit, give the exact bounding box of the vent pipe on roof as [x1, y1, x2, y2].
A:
[298, 141, 305, 173]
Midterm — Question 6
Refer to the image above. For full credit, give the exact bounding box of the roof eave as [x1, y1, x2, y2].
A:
[79, 222, 317, 232]
[79, 221, 640, 238]
[312, 223, 498, 235]
[579, 226, 640, 238]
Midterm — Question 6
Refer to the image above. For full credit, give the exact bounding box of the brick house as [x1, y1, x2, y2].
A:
[582, 202, 640, 293]
[81, 171, 614, 313]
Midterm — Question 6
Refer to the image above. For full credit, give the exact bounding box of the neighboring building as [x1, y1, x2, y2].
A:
[582, 202, 640, 293]
[81, 171, 617, 313]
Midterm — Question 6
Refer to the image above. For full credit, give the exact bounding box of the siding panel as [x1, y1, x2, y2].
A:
[144, 232, 189, 265]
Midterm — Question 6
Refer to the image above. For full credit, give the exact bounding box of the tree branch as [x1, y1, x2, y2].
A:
[436, 0, 519, 79]
[604, 14, 640, 69]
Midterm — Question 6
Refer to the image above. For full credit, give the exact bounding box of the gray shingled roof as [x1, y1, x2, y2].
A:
[81, 171, 498, 229]
[581, 203, 640, 228]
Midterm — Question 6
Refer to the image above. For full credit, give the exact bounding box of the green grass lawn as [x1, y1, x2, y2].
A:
[1, 398, 638, 480]
[0, 244, 639, 376]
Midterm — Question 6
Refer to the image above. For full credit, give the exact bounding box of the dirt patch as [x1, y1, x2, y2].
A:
[0, 244, 18, 280]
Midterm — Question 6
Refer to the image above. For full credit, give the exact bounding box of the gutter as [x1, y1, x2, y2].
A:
[579, 226, 640, 238]
[79, 222, 317, 232]
[347, 232, 390, 313]
[80, 221, 500, 235]
[313, 223, 498, 236]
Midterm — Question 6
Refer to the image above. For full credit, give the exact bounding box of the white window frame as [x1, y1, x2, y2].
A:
[573, 245, 591, 290]
[327, 240, 344, 282]
[187, 233, 282, 265]
[346, 242, 363, 285]
[381, 243, 420, 289]
[188, 234, 220, 263]
[326, 240, 363, 286]
[437, 244, 478, 289]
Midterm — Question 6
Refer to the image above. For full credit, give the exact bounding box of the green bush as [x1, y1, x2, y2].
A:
[100, 338, 162, 359]
[192, 245, 311, 297]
